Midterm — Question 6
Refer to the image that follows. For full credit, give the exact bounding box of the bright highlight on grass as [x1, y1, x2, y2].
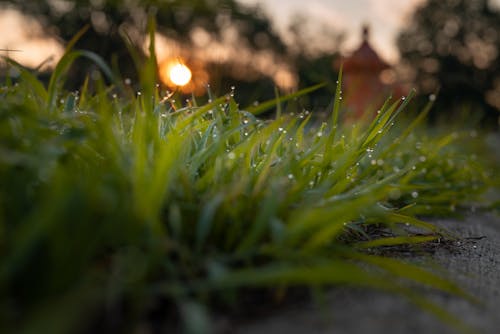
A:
[168, 62, 192, 86]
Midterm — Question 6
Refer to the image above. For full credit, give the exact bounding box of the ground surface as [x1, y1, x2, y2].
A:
[230, 213, 500, 334]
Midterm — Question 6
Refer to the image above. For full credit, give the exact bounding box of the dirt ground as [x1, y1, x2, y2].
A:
[232, 213, 500, 334]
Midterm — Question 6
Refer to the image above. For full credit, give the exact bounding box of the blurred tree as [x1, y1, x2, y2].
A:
[2, 0, 287, 90]
[285, 14, 344, 112]
[397, 0, 500, 123]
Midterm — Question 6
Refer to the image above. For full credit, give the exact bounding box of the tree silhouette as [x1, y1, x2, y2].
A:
[4, 0, 288, 93]
[397, 0, 500, 123]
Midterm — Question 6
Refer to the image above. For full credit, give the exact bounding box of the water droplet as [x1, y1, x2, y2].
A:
[376, 110, 381, 114]
[377, 159, 384, 166]
[371, 159, 377, 165]
[137, 91, 142, 96]
[244, 132, 249, 136]
[401, 96, 406, 100]
[124, 78, 131, 85]
[309, 181, 314, 187]
[288, 174, 294, 180]
[317, 132, 323, 137]
[419, 156, 427, 162]
[278, 127, 284, 132]
[411, 191, 419, 198]
[228, 152, 236, 160]
[243, 119, 249, 124]
[429, 94, 436, 101]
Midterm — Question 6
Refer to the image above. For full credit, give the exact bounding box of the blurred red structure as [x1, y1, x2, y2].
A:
[337, 25, 404, 118]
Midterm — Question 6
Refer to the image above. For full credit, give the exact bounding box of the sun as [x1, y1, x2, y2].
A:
[167, 62, 192, 86]
[159, 58, 208, 94]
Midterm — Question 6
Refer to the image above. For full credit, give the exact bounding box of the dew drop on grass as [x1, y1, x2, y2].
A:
[243, 119, 249, 124]
[419, 155, 427, 162]
[317, 132, 323, 137]
[288, 174, 294, 180]
[411, 191, 419, 198]
[124, 78, 131, 85]
[278, 127, 284, 132]
[377, 159, 384, 166]
[228, 152, 236, 160]
[371, 159, 377, 165]
[429, 94, 436, 101]
[376, 110, 381, 114]
[401, 96, 406, 100]
[244, 132, 249, 136]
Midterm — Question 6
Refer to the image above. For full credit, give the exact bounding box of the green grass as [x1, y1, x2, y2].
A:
[0, 44, 497, 333]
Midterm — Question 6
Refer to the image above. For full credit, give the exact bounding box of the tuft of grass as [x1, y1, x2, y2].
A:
[0, 44, 495, 334]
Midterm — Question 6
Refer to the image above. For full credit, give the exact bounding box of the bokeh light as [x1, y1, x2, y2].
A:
[168, 62, 192, 86]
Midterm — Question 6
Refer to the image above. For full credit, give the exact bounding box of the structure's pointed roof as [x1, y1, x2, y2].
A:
[344, 25, 389, 72]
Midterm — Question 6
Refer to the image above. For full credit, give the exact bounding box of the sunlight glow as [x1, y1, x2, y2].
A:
[168, 62, 192, 86]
